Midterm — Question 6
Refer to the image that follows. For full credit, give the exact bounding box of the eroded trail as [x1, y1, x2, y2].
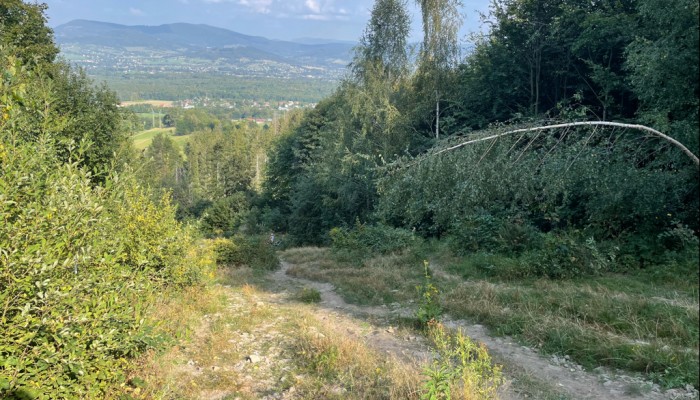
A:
[167, 258, 696, 400]
[273, 259, 697, 400]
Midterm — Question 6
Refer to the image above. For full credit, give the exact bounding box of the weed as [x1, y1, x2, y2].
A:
[416, 260, 442, 327]
[297, 287, 322, 303]
[422, 320, 503, 399]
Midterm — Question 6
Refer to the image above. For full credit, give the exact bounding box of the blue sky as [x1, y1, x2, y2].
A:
[42, 0, 491, 42]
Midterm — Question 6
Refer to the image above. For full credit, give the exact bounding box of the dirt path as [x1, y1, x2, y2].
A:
[168, 258, 696, 400]
[274, 260, 697, 400]
[271, 262, 434, 365]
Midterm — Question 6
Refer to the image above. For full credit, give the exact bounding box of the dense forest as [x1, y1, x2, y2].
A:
[253, 0, 699, 260]
[1, 0, 699, 397]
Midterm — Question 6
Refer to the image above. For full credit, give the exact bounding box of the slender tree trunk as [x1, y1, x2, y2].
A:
[436, 90, 440, 139]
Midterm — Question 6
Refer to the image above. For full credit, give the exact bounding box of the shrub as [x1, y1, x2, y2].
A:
[447, 213, 543, 256]
[0, 138, 209, 398]
[447, 212, 500, 254]
[518, 233, 613, 278]
[199, 193, 249, 238]
[213, 235, 279, 271]
[329, 222, 416, 256]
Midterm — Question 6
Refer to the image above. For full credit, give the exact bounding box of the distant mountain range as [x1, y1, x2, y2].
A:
[54, 20, 356, 80]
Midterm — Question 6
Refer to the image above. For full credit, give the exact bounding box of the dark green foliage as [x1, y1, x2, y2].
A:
[296, 287, 322, 304]
[447, 212, 543, 256]
[162, 113, 174, 128]
[139, 133, 184, 191]
[0, 0, 58, 65]
[200, 193, 249, 238]
[625, 0, 699, 154]
[175, 108, 220, 135]
[330, 222, 416, 256]
[378, 122, 698, 278]
[213, 235, 279, 271]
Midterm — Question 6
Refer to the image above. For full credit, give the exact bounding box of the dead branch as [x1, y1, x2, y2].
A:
[433, 121, 699, 168]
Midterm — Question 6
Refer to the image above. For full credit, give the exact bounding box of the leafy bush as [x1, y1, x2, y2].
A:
[0, 138, 211, 398]
[329, 222, 416, 256]
[213, 235, 279, 271]
[518, 233, 613, 279]
[447, 212, 501, 254]
[447, 212, 544, 256]
[199, 193, 249, 238]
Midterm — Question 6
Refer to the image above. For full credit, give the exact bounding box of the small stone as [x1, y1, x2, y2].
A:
[187, 360, 195, 366]
[569, 368, 575, 372]
[211, 366, 220, 372]
[386, 326, 395, 333]
[246, 355, 262, 363]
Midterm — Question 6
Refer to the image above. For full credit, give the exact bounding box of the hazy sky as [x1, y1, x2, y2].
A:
[42, 0, 492, 42]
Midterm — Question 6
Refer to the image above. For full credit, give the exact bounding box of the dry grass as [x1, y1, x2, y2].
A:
[130, 265, 431, 399]
[290, 311, 424, 399]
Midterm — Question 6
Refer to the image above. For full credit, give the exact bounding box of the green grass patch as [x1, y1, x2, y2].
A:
[440, 258, 699, 389]
[282, 248, 425, 306]
[132, 127, 190, 152]
[296, 287, 322, 303]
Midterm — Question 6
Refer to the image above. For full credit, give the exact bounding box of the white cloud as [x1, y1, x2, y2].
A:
[238, 0, 273, 13]
[196, 0, 358, 20]
[129, 7, 145, 16]
[305, 0, 321, 13]
[302, 14, 329, 20]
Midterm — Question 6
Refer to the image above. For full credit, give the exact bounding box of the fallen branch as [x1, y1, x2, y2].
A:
[433, 121, 699, 168]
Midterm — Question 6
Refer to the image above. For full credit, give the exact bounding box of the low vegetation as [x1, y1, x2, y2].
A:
[284, 231, 699, 390]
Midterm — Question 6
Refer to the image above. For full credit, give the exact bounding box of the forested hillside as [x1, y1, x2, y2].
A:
[256, 0, 699, 254]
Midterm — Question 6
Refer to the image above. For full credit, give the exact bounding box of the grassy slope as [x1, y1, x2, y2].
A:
[132, 127, 190, 152]
[281, 244, 699, 390]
